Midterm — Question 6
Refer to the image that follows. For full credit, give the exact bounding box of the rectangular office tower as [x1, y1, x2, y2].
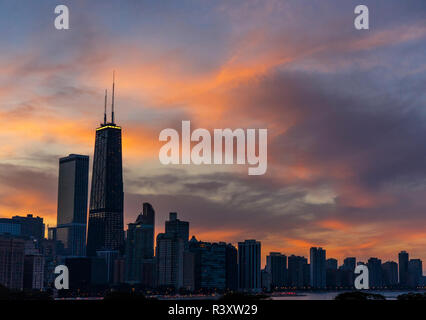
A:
[266, 252, 287, 288]
[125, 203, 155, 284]
[310, 247, 326, 289]
[56, 154, 89, 256]
[238, 240, 261, 292]
[87, 82, 124, 256]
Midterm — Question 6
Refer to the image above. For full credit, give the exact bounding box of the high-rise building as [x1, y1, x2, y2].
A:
[125, 203, 155, 284]
[398, 251, 409, 286]
[38, 239, 60, 289]
[326, 258, 338, 271]
[342, 257, 356, 271]
[0, 235, 25, 290]
[23, 254, 45, 290]
[87, 78, 124, 256]
[310, 247, 326, 289]
[0, 218, 21, 236]
[238, 240, 261, 292]
[183, 251, 195, 291]
[339, 257, 356, 287]
[225, 243, 238, 291]
[188, 237, 237, 291]
[261, 269, 272, 292]
[326, 258, 338, 288]
[113, 257, 126, 284]
[382, 261, 398, 287]
[11, 214, 44, 240]
[408, 259, 423, 288]
[96, 250, 120, 283]
[155, 232, 185, 289]
[287, 255, 308, 288]
[189, 239, 226, 291]
[155, 212, 189, 290]
[56, 154, 89, 256]
[65, 257, 108, 288]
[367, 257, 383, 288]
[266, 252, 287, 289]
[165, 212, 189, 244]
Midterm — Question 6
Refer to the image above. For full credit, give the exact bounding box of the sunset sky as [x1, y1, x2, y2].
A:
[0, 0, 426, 269]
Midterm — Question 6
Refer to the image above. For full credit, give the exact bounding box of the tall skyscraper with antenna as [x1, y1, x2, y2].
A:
[87, 73, 124, 256]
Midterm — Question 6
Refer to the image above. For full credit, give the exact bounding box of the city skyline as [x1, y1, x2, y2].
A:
[1, 209, 424, 291]
[0, 0, 425, 270]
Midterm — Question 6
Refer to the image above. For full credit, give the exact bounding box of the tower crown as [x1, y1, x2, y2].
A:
[101, 71, 117, 126]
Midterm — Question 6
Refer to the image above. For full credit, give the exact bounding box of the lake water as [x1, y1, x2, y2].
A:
[272, 290, 425, 300]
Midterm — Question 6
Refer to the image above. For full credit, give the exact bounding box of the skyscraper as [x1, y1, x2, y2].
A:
[342, 257, 356, 271]
[266, 252, 287, 289]
[238, 240, 261, 292]
[155, 212, 188, 290]
[56, 154, 89, 256]
[87, 77, 124, 256]
[367, 257, 383, 288]
[398, 251, 409, 286]
[11, 214, 44, 240]
[165, 212, 189, 244]
[287, 255, 308, 288]
[408, 259, 423, 288]
[188, 237, 237, 291]
[23, 254, 44, 290]
[125, 202, 155, 284]
[156, 233, 185, 289]
[0, 218, 21, 236]
[326, 258, 338, 288]
[0, 235, 25, 290]
[382, 261, 398, 287]
[310, 247, 326, 289]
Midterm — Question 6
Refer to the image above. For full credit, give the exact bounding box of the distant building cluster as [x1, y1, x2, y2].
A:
[0, 85, 424, 295]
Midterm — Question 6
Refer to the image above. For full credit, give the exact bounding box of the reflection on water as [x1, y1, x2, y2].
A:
[272, 291, 425, 300]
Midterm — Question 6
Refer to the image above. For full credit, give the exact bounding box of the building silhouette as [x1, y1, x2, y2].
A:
[65, 257, 108, 288]
[188, 237, 238, 291]
[10, 214, 44, 241]
[326, 258, 338, 288]
[261, 268, 272, 291]
[0, 235, 25, 290]
[338, 257, 356, 287]
[287, 255, 308, 288]
[0, 218, 21, 236]
[238, 240, 261, 292]
[156, 233, 185, 289]
[408, 259, 423, 288]
[398, 251, 409, 286]
[165, 212, 189, 245]
[155, 213, 188, 290]
[367, 257, 383, 288]
[266, 252, 287, 289]
[56, 154, 89, 256]
[310, 247, 326, 289]
[342, 257, 356, 271]
[23, 254, 44, 290]
[125, 202, 155, 285]
[382, 261, 398, 287]
[87, 79, 124, 256]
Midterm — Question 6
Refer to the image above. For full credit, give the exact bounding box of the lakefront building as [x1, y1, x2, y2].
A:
[56, 154, 89, 256]
[310, 247, 326, 289]
[238, 240, 261, 292]
[125, 202, 155, 285]
[87, 77, 124, 256]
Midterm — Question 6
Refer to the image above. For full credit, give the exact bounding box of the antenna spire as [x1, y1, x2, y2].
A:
[104, 89, 108, 125]
[111, 71, 115, 124]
